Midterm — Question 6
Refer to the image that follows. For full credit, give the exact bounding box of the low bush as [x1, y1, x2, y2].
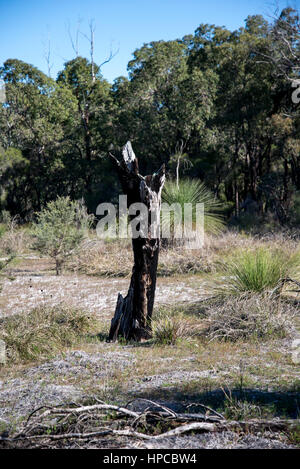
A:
[32, 197, 93, 275]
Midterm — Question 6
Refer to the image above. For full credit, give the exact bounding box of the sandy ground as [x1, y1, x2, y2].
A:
[0, 256, 299, 449]
[0, 257, 208, 318]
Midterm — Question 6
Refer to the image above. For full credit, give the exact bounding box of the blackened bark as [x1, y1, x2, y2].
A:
[107, 142, 165, 342]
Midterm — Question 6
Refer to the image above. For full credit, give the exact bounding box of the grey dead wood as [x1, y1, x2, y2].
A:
[2, 400, 299, 446]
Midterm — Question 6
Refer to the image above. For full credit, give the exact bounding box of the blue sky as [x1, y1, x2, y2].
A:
[0, 0, 298, 83]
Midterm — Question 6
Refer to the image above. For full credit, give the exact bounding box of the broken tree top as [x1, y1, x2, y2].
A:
[109, 141, 165, 206]
[122, 141, 136, 173]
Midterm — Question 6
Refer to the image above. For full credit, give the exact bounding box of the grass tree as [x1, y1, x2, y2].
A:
[161, 178, 224, 243]
[33, 196, 93, 275]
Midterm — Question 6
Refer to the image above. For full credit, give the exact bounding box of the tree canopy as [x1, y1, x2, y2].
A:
[0, 7, 299, 226]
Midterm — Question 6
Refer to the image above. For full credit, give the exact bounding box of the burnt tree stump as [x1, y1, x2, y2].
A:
[107, 142, 165, 342]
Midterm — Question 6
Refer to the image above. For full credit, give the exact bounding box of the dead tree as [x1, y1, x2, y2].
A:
[107, 142, 165, 342]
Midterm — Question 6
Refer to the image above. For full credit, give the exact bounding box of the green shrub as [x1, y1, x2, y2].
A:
[32, 197, 93, 275]
[0, 305, 96, 363]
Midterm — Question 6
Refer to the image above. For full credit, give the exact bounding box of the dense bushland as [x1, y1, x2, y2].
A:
[0, 7, 299, 227]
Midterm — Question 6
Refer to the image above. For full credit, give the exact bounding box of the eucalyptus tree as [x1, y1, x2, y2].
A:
[187, 16, 295, 218]
[57, 57, 115, 209]
[113, 40, 218, 174]
[0, 59, 77, 218]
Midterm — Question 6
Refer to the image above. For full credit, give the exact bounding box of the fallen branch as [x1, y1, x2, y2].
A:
[35, 403, 139, 420]
[186, 402, 225, 420]
[1, 400, 299, 447]
[1, 422, 216, 443]
[282, 277, 300, 293]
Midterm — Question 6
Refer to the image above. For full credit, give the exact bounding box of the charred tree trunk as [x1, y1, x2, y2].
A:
[107, 142, 165, 342]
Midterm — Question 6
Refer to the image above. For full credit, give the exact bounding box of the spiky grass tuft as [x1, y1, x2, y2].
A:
[218, 247, 295, 294]
[152, 308, 202, 345]
[162, 179, 224, 237]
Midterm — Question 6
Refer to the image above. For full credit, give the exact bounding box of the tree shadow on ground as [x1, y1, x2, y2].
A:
[127, 385, 300, 419]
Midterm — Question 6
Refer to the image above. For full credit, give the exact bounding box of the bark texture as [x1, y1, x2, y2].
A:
[107, 142, 165, 342]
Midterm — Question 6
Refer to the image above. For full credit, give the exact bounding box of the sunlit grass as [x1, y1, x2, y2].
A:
[218, 247, 297, 294]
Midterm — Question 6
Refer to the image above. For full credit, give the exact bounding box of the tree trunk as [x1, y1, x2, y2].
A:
[235, 182, 239, 218]
[107, 142, 165, 342]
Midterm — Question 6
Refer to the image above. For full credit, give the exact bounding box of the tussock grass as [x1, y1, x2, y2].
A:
[152, 316, 184, 345]
[0, 305, 97, 363]
[222, 391, 274, 420]
[217, 247, 299, 294]
[152, 308, 203, 345]
[203, 294, 296, 342]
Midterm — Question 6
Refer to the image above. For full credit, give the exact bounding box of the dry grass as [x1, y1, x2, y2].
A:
[68, 237, 220, 278]
[68, 238, 133, 277]
[152, 308, 203, 345]
[0, 225, 31, 257]
[150, 290, 298, 346]
[0, 304, 97, 363]
[68, 238, 214, 277]
[206, 230, 299, 253]
[221, 388, 274, 420]
[158, 246, 214, 275]
[203, 294, 297, 342]
[68, 230, 299, 279]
